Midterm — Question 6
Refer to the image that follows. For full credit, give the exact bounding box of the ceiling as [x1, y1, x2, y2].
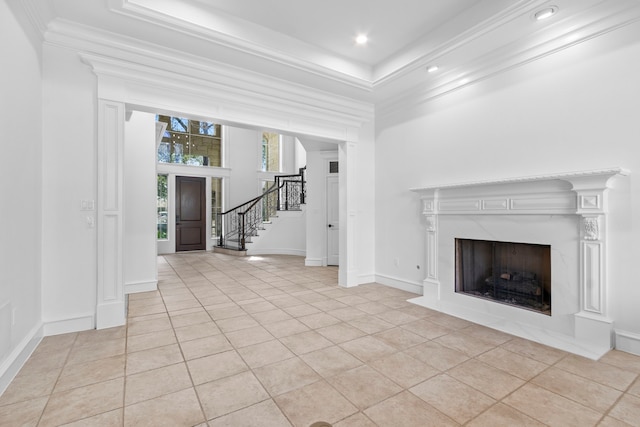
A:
[23, 0, 640, 100]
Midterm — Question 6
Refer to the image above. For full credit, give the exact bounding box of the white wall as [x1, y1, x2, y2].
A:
[124, 111, 157, 293]
[374, 21, 640, 351]
[41, 44, 97, 333]
[247, 209, 306, 256]
[0, 0, 43, 391]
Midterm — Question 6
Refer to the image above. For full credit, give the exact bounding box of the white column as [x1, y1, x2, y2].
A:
[421, 190, 441, 305]
[339, 140, 358, 287]
[96, 99, 126, 329]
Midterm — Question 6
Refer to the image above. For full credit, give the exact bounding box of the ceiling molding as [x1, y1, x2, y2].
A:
[376, 0, 640, 121]
[108, 0, 374, 91]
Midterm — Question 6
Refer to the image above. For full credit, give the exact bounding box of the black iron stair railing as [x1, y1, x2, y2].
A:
[216, 167, 306, 251]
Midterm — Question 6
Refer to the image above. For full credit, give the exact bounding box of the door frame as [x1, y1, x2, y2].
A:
[175, 175, 207, 251]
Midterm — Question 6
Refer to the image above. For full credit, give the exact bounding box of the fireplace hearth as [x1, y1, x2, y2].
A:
[455, 238, 551, 315]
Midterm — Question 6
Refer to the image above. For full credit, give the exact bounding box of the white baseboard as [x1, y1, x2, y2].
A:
[357, 274, 376, 284]
[375, 274, 423, 295]
[0, 322, 43, 395]
[43, 313, 95, 336]
[614, 329, 640, 356]
[246, 248, 306, 257]
[125, 279, 158, 294]
[305, 257, 324, 267]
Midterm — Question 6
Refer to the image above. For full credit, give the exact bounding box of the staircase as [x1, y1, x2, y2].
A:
[214, 167, 306, 253]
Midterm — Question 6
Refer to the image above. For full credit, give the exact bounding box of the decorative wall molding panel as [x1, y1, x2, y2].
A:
[410, 167, 629, 359]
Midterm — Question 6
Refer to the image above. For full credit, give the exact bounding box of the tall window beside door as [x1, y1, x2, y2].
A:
[157, 174, 168, 240]
[261, 132, 280, 172]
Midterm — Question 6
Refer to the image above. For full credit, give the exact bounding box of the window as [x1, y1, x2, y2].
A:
[261, 131, 280, 172]
[157, 174, 168, 240]
[211, 178, 222, 238]
[156, 115, 222, 167]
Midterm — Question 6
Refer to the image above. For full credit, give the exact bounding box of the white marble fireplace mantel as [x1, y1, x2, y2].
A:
[409, 167, 629, 359]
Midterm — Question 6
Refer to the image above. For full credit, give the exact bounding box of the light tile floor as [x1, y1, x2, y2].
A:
[2, 252, 640, 426]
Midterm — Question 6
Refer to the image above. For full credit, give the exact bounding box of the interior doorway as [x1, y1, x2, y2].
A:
[175, 176, 206, 251]
[327, 174, 339, 265]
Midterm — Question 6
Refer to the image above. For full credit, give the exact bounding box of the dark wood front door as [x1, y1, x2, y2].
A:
[176, 176, 206, 251]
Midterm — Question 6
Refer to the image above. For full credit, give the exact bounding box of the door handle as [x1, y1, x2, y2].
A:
[328, 224, 333, 228]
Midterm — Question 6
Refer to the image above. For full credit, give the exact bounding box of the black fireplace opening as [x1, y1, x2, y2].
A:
[455, 238, 551, 315]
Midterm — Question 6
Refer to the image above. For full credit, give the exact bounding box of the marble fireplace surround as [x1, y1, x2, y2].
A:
[409, 168, 628, 359]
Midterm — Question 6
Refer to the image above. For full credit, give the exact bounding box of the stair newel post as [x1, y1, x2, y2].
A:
[276, 176, 281, 211]
[240, 212, 246, 250]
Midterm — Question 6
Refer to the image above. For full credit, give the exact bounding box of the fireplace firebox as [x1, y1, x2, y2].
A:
[455, 238, 551, 315]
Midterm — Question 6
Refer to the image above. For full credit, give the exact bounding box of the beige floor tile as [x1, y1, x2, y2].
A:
[262, 318, 311, 338]
[241, 300, 278, 314]
[401, 318, 453, 340]
[187, 350, 248, 385]
[124, 387, 204, 427]
[237, 339, 296, 369]
[466, 403, 545, 427]
[284, 304, 323, 317]
[353, 301, 389, 315]
[275, 380, 358, 426]
[556, 354, 638, 391]
[369, 352, 439, 389]
[250, 308, 293, 324]
[531, 366, 622, 413]
[347, 315, 395, 334]
[600, 350, 640, 374]
[298, 312, 341, 329]
[127, 303, 167, 317]
[179, 334, 233, 360]
[208, 399, 292, 427]
[126, 328, 177, 353]
[373, 327, 428, 350]
[405, 341, 469, 371]
[597, 416, 636, 427]
[205, 304, 246, 321]
[126, 316, 173, 337]
[629, 377, 640, 397]
[14, 348, 69, 378]
[225, 325, 274, 348]
[434, 330, 496, 357]
[66, 338, 126, 366]
[60, 408, 123, 426]
[364, 390, 458, 427]
[55, 354, 125, 392]
[173, 321, 220, 343]
[169, 310, 212, 328]
[459, 323, 515, 346]
[316, 322, 367, 344]
[410, 374, 495, 424]
[606, 393, 640, 426]
[0, 370, 61, 406]
[328, 365, 403, 410]
[375, 309, 419, 326]
[448, 359, 525, 400]
[196, 371, 269, 420]
[334, 412, 378, 427]
[500, 337, 567, 365]
[301, 345, 363, 378]
[339, 336, 398, 363]
[125, 362, 192, 405]
[280, 331, 334, 355]
[0, 396, 48, 427]
[253, 357, 320, 396]
[476, 346, 549, 380]
[268, 295, 304, 308]
[126, 343, 184, 375]
[215, 314, 259, 333]
[427, 312, 473, 329]
[503, 383, 602, 426]
[39, 377, 124, 427]
[31, 333, 77, 356]
[75, 326, 126, 347]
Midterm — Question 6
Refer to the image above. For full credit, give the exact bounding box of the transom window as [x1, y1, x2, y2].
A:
[157, 115, 222, 167]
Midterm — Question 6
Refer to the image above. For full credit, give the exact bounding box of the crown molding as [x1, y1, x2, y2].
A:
[376, 0, 640, 121]
[108, 0, 373, 91]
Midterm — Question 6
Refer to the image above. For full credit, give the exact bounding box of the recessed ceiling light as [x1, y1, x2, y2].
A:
[355, 34, 368, 45]
[534, 6, 558, 21]
[426, 65, 439, 73]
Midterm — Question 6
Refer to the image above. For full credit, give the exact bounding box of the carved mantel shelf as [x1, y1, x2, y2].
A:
[409, 167, 630, 358]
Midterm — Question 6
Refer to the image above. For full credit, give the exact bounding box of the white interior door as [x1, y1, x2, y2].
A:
[327, 175, 339, 266]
